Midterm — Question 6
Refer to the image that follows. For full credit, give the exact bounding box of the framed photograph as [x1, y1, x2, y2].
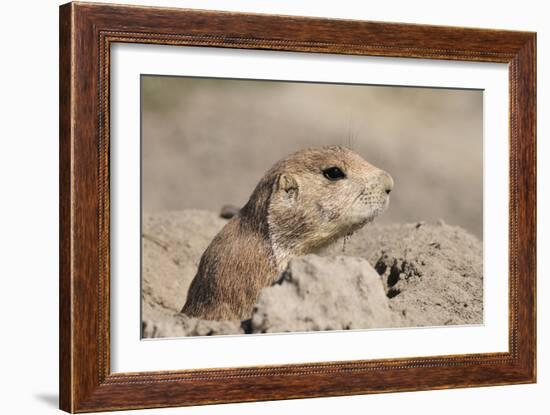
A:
[59, 2, 536, 412]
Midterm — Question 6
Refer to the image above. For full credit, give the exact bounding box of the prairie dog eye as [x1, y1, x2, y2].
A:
[322, 166, 346, 181]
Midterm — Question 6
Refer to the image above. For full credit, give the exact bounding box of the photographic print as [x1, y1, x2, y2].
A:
[60, 4, 536, 410]
[141, 76, 483, 338]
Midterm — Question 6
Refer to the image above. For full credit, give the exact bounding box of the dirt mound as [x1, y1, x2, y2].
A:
[141, 210, 482, 337]
[142, 210, 226, 313]
[321, 221, 483, 326]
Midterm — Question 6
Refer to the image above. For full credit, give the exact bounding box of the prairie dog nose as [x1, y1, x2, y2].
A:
[379, 171, 394, 194]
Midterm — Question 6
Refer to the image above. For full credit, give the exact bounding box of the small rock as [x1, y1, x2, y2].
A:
[220, 204, 240, 219]
[250, 255, 401, 333]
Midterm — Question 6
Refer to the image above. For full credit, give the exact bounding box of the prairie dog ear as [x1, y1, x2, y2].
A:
[276, 173, 299, 200]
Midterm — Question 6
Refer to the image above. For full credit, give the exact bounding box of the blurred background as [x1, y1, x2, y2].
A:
[141, 76, 483, 238]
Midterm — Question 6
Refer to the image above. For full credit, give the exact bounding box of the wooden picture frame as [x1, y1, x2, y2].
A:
[59, 2, 536, 412]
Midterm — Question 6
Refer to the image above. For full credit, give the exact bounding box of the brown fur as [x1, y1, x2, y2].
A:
[182, 146, 393, 321]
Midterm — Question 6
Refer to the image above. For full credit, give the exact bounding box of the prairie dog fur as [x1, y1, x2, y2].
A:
[182, 145, 393, 320]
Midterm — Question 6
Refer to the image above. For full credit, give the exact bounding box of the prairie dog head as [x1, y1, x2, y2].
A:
[265, 145, 393, 256]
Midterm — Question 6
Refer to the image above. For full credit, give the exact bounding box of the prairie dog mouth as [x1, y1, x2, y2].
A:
[353, 191, 390, 224]
[355, 188, 390, 207]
